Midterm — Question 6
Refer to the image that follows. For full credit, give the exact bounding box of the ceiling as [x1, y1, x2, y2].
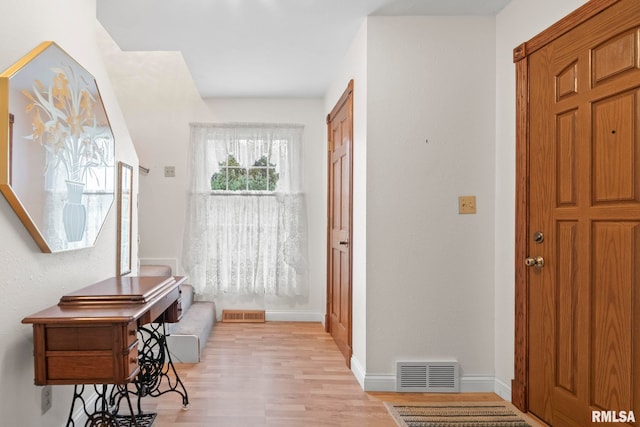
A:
[96, 0, 511, 98]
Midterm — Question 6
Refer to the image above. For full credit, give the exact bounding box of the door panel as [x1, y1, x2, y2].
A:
[555, 220, 578, 394]
[557, 110, 577, 205]
[593, 91, 639, 202]
[326, 81, 353, 366]
[527, 1, 640, 425]
[591, 222, 638, 412]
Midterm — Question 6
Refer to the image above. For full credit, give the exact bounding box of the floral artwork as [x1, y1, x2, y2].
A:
[22, 63, 111, 183]
[0, 42, 115, 253]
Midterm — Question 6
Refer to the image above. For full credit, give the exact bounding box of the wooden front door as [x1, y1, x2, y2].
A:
[326, 80, 353, 367]
[515, 0, 640, 425]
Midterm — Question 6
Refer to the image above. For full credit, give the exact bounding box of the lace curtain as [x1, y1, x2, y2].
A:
[183, 123, 308, 299]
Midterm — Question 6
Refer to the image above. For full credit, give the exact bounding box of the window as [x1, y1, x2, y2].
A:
[183, 123, 308, 299]
[210, 152, 279, 192]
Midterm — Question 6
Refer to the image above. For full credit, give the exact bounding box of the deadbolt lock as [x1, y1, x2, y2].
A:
[525, 256, 545, 269]
[533, 231, 544, 244]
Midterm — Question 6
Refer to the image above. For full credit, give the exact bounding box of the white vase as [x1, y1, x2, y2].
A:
[63, 180, 87, 242]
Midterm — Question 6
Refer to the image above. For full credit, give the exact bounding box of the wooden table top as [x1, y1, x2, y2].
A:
[22, 276, 185, 324]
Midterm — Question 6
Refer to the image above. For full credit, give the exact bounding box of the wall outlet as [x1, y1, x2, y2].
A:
[41, 385, 52, 414]
[164, 166, 176, 177]
[458, 195, 477, 214]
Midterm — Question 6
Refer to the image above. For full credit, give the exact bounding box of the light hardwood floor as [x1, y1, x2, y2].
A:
[140, 322, 507, 426]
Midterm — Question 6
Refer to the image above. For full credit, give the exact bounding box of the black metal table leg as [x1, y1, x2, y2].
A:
[64, 322, 188, 426]
[134, 322, 190, 408]
[65, 384, 150, 427]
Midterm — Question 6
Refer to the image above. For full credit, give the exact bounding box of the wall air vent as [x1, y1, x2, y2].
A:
[396, 361, 459, 392]
[222, 309, 266, 323]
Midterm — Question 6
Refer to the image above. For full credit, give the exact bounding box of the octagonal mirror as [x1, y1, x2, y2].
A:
[0, 42, 115, 252]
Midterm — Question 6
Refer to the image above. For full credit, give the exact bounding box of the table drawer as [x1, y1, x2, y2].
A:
[123, 344, 140, 383]
[33, 323, 141, 385]
[125, 321, 138, 347]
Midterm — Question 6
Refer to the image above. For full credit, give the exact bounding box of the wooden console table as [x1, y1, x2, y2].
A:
[22, 275, 189, 426]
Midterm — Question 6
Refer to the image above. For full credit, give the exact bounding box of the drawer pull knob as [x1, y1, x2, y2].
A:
[130, 357, 138, 364]
[129, 329, 137, 337]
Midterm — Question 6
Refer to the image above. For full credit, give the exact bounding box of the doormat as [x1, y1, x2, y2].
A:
[114, 412, 157, 426]
[384, 401, 533, 427]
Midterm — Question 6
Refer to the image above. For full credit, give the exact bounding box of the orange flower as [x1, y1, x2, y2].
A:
[31, 110, 46, 142]
[79, 90, 94, 121]
[52, 72, 69, 99]
[45, 122, 66, 152]
[53, 72, 70, 110]
[67, 113, 82, 138]
[21, 63, 111, 182]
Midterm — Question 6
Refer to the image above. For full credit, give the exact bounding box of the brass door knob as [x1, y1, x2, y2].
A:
[525, 256, 544, 268]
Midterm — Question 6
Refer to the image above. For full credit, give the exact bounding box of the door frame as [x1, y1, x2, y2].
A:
[325, 80, 354, 365]
[512, 0, 621, 412]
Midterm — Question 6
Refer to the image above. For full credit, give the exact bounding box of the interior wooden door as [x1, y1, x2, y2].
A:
[523, 1, 640, 425]
[326, 80, 353, 367]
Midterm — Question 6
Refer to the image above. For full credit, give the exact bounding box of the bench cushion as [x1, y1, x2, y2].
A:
[139, 265, 172, 277]
[166, 301, 216, 362]
[180, 284, 194, 313]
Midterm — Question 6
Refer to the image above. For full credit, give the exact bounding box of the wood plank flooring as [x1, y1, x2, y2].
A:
[140, 322, 507, 426]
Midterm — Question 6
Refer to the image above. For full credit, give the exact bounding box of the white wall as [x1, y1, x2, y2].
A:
[324, 20, 369, 380]
[100, 32, 329, 319]
[97, 25, 210, 276]
[493, 0, 589, 399]
[364, 16, 497, 390]
[204, 98, 327, 320]
[0, 1, 138, 426]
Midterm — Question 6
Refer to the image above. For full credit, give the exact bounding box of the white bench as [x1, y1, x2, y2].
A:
[140, 265, 216, 363]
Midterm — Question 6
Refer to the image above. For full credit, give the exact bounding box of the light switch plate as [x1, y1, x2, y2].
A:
[164, 166, 176, 177]
[459, 195, 476, 214]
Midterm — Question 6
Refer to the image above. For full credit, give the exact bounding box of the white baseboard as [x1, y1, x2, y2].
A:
[351, 356, 366, 389]
[265, 311, 323, 322]
[493, 377, 512, 401]
[460, 376, 496, 392]
[356, 371, 507, 395]
[364, 374, 396, 392]
[351, 357, 397, 391]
